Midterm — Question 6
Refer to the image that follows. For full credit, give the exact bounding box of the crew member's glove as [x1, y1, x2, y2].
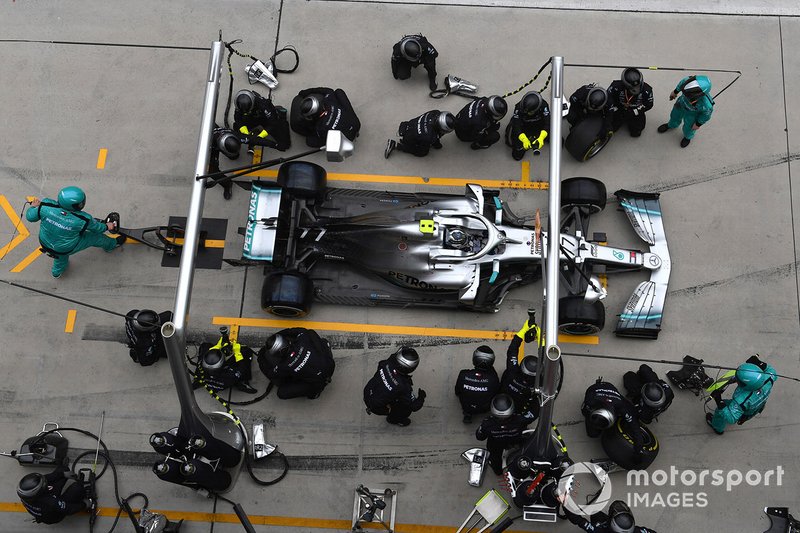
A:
[518, 133, 532, 150]
[669, 91, 677, 101]
[257, 128, 269, 139]
[239, 126, 251, 135]
[632, 105, 645, 116]
[429, 79, 438, 91]
[516, 320, 540, 344]
[417, 388, 427, 401]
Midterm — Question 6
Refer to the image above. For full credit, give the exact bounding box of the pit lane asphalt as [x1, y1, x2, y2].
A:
[0, 1, 799, 531]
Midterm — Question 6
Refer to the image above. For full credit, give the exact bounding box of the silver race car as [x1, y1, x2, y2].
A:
[239, 162, 671, 338]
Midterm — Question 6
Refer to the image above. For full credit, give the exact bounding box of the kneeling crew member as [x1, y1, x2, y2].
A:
[258, 328, 336, 400]
[566, 84, 615, 135]
[581, 378, 643, 460]
[125, 309, 173, 366]
[385, 110, 455, 159]
[455, 345, 500, 423]
[233, 89, 291, 152]
[476, 394, 530, 475]
[500, 314, 543, 421]
[194, 330, 257, 394]
[454, 95, 508, 150]
[707, 355, 777, 435]
[26, 187, 124, 278]
[505, 91, 550, 160]
[290, 87, 361, 148]
[390, 34, 439, 91]
[607, 67, 654, 137]
[623, 364, 674, 424]
[561, 499, 657, 533]
[18, 467, 89, 524]
[364, 347, 426, 426]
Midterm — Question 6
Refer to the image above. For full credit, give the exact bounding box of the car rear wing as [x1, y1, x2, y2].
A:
[242, 183, 283, 261]
[613, 190, 671, 339]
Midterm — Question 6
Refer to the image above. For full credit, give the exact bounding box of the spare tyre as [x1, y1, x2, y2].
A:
[601, 419, 659, 470]
[277, 161, 327, 199]
[565, 115, 612, 162]
[559, 296, 605, 335]
[261, 271, 314, 317]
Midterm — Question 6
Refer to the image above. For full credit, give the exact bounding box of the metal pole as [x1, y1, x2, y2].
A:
[528, 56, 565, 460]
[162, 40, 228, 435]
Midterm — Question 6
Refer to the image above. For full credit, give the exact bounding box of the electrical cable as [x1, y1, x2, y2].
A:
[501, 58, 553, 98]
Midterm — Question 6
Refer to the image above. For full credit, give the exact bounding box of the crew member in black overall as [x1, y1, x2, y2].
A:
[125, 309, 173, 366]
[561, 500, 657, 533]
[455, 345, 500, 423]
[566, 84, 615, 135]
[206, 125, 271, 200]
[390, 34, 439, 91]
[500, 315, 542, 421]
[384, 110, 455, 159]
[290, 87, 361, 148]
[363, 347, 426, 426]
[622, 364, 674, 424]
[258, 328, 335, 400]
[581, 378, 644, 460]
[505, 91, 550, 160]
[233, 89, 291, 153]
[17, 467, 89, 524]
[454, 95, 508, 150]
[607, 68, 654, 137]
[476, 394, 531, 475]
[194, 331, 257, 394]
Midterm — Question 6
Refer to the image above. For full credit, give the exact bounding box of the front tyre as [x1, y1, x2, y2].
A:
[558, 296, 605, 335]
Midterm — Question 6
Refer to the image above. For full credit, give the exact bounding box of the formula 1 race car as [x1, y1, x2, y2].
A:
[238, 162, 671, 338]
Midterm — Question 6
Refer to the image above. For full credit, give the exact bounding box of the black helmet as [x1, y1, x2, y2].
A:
[588, 407, 615, 430]
[131, 309, 160, 333]
[608, 500, 635, 533]
[520, 355, 538, 378]
[216, 130, 241, 159]
[235, 89, 256, 113]
[641, 382, 666, 409]
[300, 95, 322, 119]
[520, 91, 543, 117]
[394, 347, 419, 374]
[621, 68, 643, 95]
[490, 393, 514, 418]
[201, 348, 225, 374]
[399, 36, 422, 62]
[264, 333, 288, 357]
[585, 87, 608, 112]
[486, 96, 508, 120]
[435, 111, 455, 134]
[17, 473, 45, 499]
[472, 345, 495, 369]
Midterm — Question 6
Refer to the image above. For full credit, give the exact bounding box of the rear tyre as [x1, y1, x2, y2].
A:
[601, 420, 659, 470]
[565, 116, 611, 162]
[261, 271, 314, 317]
[561, 177, 607, 213]
[277, 161, 327, 199]
[558, 296, 605, 335]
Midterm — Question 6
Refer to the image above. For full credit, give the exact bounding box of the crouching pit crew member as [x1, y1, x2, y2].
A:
[476, 394, 530, 475]
[258, 328, 336, 400]
[17, 467, 90, 524]
[581, 378, 644, 461]
[193, 327, 257, 394]
[364, 347, 425, 426]
[125, 309, 173, 366]
[455, 345, 500, 423]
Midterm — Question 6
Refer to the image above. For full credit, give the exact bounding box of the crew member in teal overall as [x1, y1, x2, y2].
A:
[657, 75, 713, 148]
[26, 186, 124, 278]
[707, 357, 777, 435]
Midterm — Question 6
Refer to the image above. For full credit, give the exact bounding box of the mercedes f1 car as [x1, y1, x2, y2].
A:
[239, 162, 671, 338]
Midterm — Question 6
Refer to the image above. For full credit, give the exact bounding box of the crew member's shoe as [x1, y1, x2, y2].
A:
[223, 185, 233, 200]
[388, 418, 411, 427]
[706, 413, 724, 435]
[657, 124, 671, 133]
[116, 235, 127, 246]
[680, 137, 691, 148]
[630, 131, 642, 138]
[384, 139, 396, 159]
[52, 271, 62, 279]
[462, 413, 472, 424]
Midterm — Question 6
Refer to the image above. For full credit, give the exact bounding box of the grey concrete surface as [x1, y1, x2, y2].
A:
[0, 1, 799, 532]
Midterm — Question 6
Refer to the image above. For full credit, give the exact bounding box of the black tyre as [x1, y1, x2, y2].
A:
[277, 161, 327, 199]
[565, 116, 611, 162]
[558, 296, 605, 335]
[601, 419, 659, 470]
[261, 271, 314, 317]
[561, 177, 607, 213]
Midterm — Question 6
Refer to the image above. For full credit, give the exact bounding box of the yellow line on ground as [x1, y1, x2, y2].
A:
[521, 160, 530, 182]
[213, 316, 598, 344]
[120, 237, 225, 249]
[64, 309, 77, 333]
[10, 248, 42, 273]
[0, 502, 541, 532]
[96, 148, 108, 169]
[245, 168, 548, 190]
[0, 195, 30, 260]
